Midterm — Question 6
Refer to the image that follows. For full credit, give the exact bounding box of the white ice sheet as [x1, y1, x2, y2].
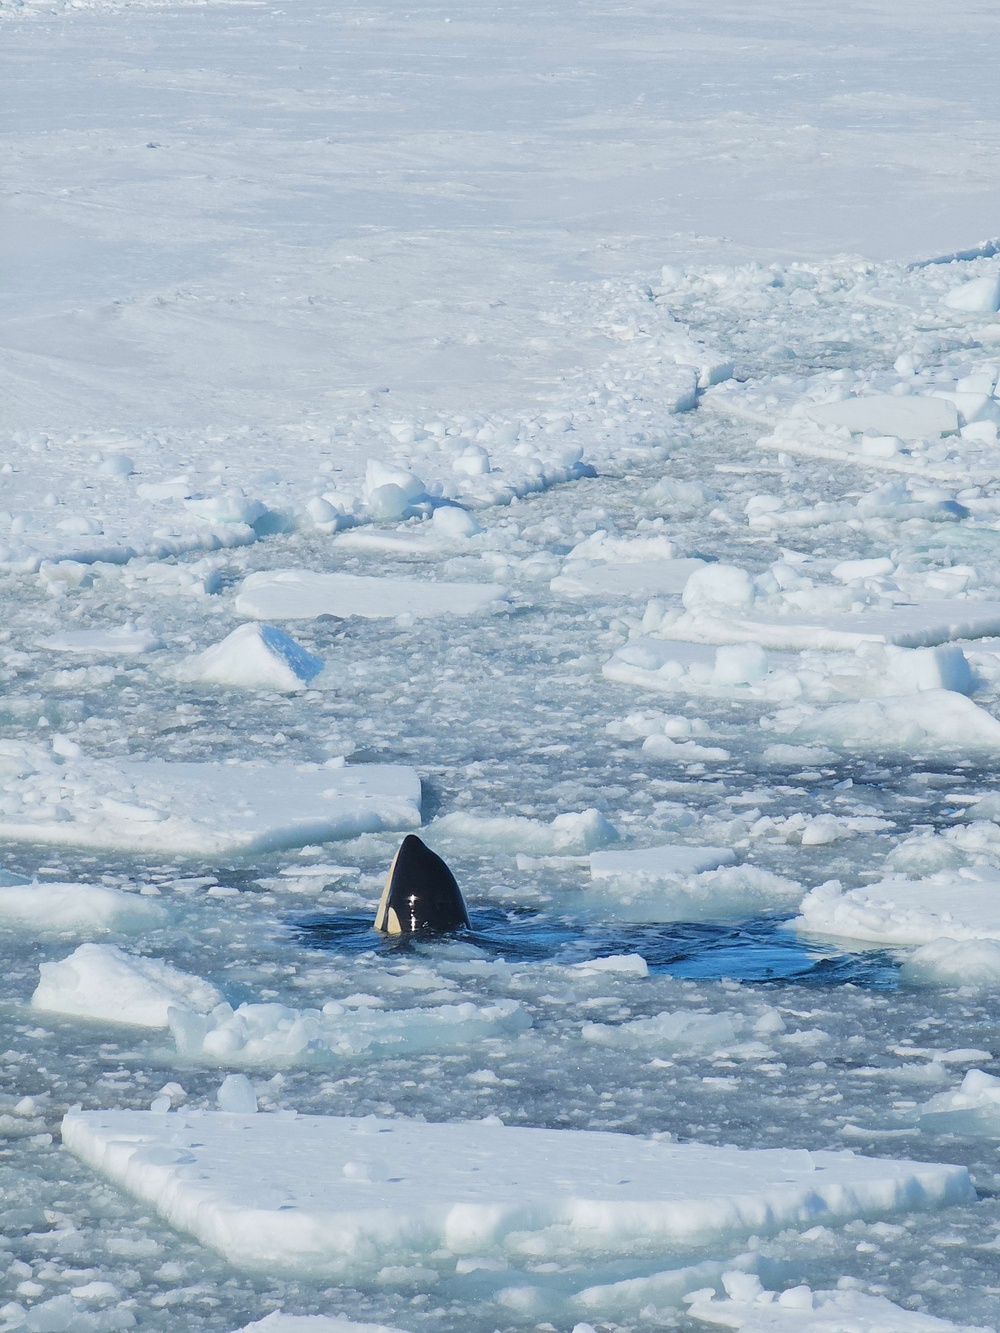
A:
[62, 1111, 973, 1280]
[0, 746, 421, 855]
[235, 571, 507, 621]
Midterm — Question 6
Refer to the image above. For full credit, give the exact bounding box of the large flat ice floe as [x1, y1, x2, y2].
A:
[235, 571, 507, 621]
[656, 602, 1000, 653]
[61, 1111, 973, 1281]
[0, 744, 420, 855]
[794, 871, 1000, 948]
[686, 1271, 988, 1331]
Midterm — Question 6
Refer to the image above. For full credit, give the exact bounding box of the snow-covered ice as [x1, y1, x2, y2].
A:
[590, 845, 736, 879]
[168, 997, 530, 1069]
[62, 1110, 973, 1279]
[686, 1271, 990, 1331]
[795, 872, 1000, 948]
[0, 749, 420, 854]
[176, 623, 324, 693]
[0, 881, 167, 935]
[32, 943, 222, 1028]
[236, 1318, 411, 1333]
[235, 572, 508, 622]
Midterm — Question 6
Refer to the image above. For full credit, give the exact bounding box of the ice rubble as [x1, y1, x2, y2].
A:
[0, 745, 421, 855]
[549, 532, 705, 600]
[32, 943, 222, 1028]
[234, 571, 507, 621]
[900, 938, 1000, 988]
[765, 692, 1000, 754]
[61, 1111, 973, 1281]
[176, 623, 323, 692]
[428, 808, 617, 855]
[917, 1069, 1000, 1136]
[686, 1270, 988, 1332]
[582, 865, 805, 924]
[236, 1317, 411, 1333]
[0, 882, 167, 935]
[795, 871, 1000, 948]
[582, 1006, 782, 1055]
[590, 845, 736, 879]
[168, 997, 530, 1068]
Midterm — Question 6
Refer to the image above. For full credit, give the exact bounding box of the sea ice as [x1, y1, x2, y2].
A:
[590, 845, 736, 879]
[794, 871, 1000, 948]
[900, 938, 1000, 988]
[176, 623, 324, 692]
[917, 1069, 1000, 1137]
[550, 559, 706, 600]
[61, 1111, 973, 1280]
[801, 395, 959, 440]
[0, 882, 167, 935]
[942, 276, 1000, 314]
[38, 625, 165, 655]
[234, 571, 507, 620]
[32, 943, 222, 1028]
[686, 1270, 987, 1330]
[581, 865, 804, 924]
[236, 1316, 411, 1333]
[765, 692, 1000, 754]
[0, 745, 421, 855]
[429, 808, 617, 855]
[168, 996, 530, 1068]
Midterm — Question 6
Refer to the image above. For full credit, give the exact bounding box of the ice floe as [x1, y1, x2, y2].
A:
[176, 623, 323, 692]
[0, 882, 167, 935]
[764, 692, 1000, 754]
[61, 1111, 973, 1280]
[428, 808, 617, 855]
[582, 865, 804, 924]
[235, 571, 507, 621]
[32, 944, 222, 1028]
[582, 1006, 780, 1055]
[168, 997, 530, 1068]
[0, 745, 420, 855]
[38, 625, 165, 655]
[236, 1316, 411, 1333]
[917, 1069, 1000, 1137]
[686, 1270, 986, 1331]
[794, 871, 1000, 948]
[590, 845, 736, 879]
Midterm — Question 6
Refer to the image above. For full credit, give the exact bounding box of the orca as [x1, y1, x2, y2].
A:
[373, 834, 471, 935]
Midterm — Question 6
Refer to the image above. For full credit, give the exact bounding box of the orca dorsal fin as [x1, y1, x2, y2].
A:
[374, 834, 470, 935]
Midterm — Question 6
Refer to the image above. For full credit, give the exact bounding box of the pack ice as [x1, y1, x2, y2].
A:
[61, 1111, 972, 1282]
[235, 571, 507, 621]
[0, 744, 420, 855]
[686, 1270, 989, 1331]
[796, 871, 1000, 949]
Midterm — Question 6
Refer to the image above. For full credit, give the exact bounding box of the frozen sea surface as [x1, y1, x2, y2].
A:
[5, 0, 1000, 1331]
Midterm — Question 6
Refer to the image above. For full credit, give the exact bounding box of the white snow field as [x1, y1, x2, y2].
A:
[7, 0, 1000, 1330]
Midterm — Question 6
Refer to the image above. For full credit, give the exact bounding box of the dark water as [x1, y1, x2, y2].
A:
[292, 907, 901, 987]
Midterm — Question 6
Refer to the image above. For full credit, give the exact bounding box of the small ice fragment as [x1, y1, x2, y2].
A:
[217, 1074, 258, 1114]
